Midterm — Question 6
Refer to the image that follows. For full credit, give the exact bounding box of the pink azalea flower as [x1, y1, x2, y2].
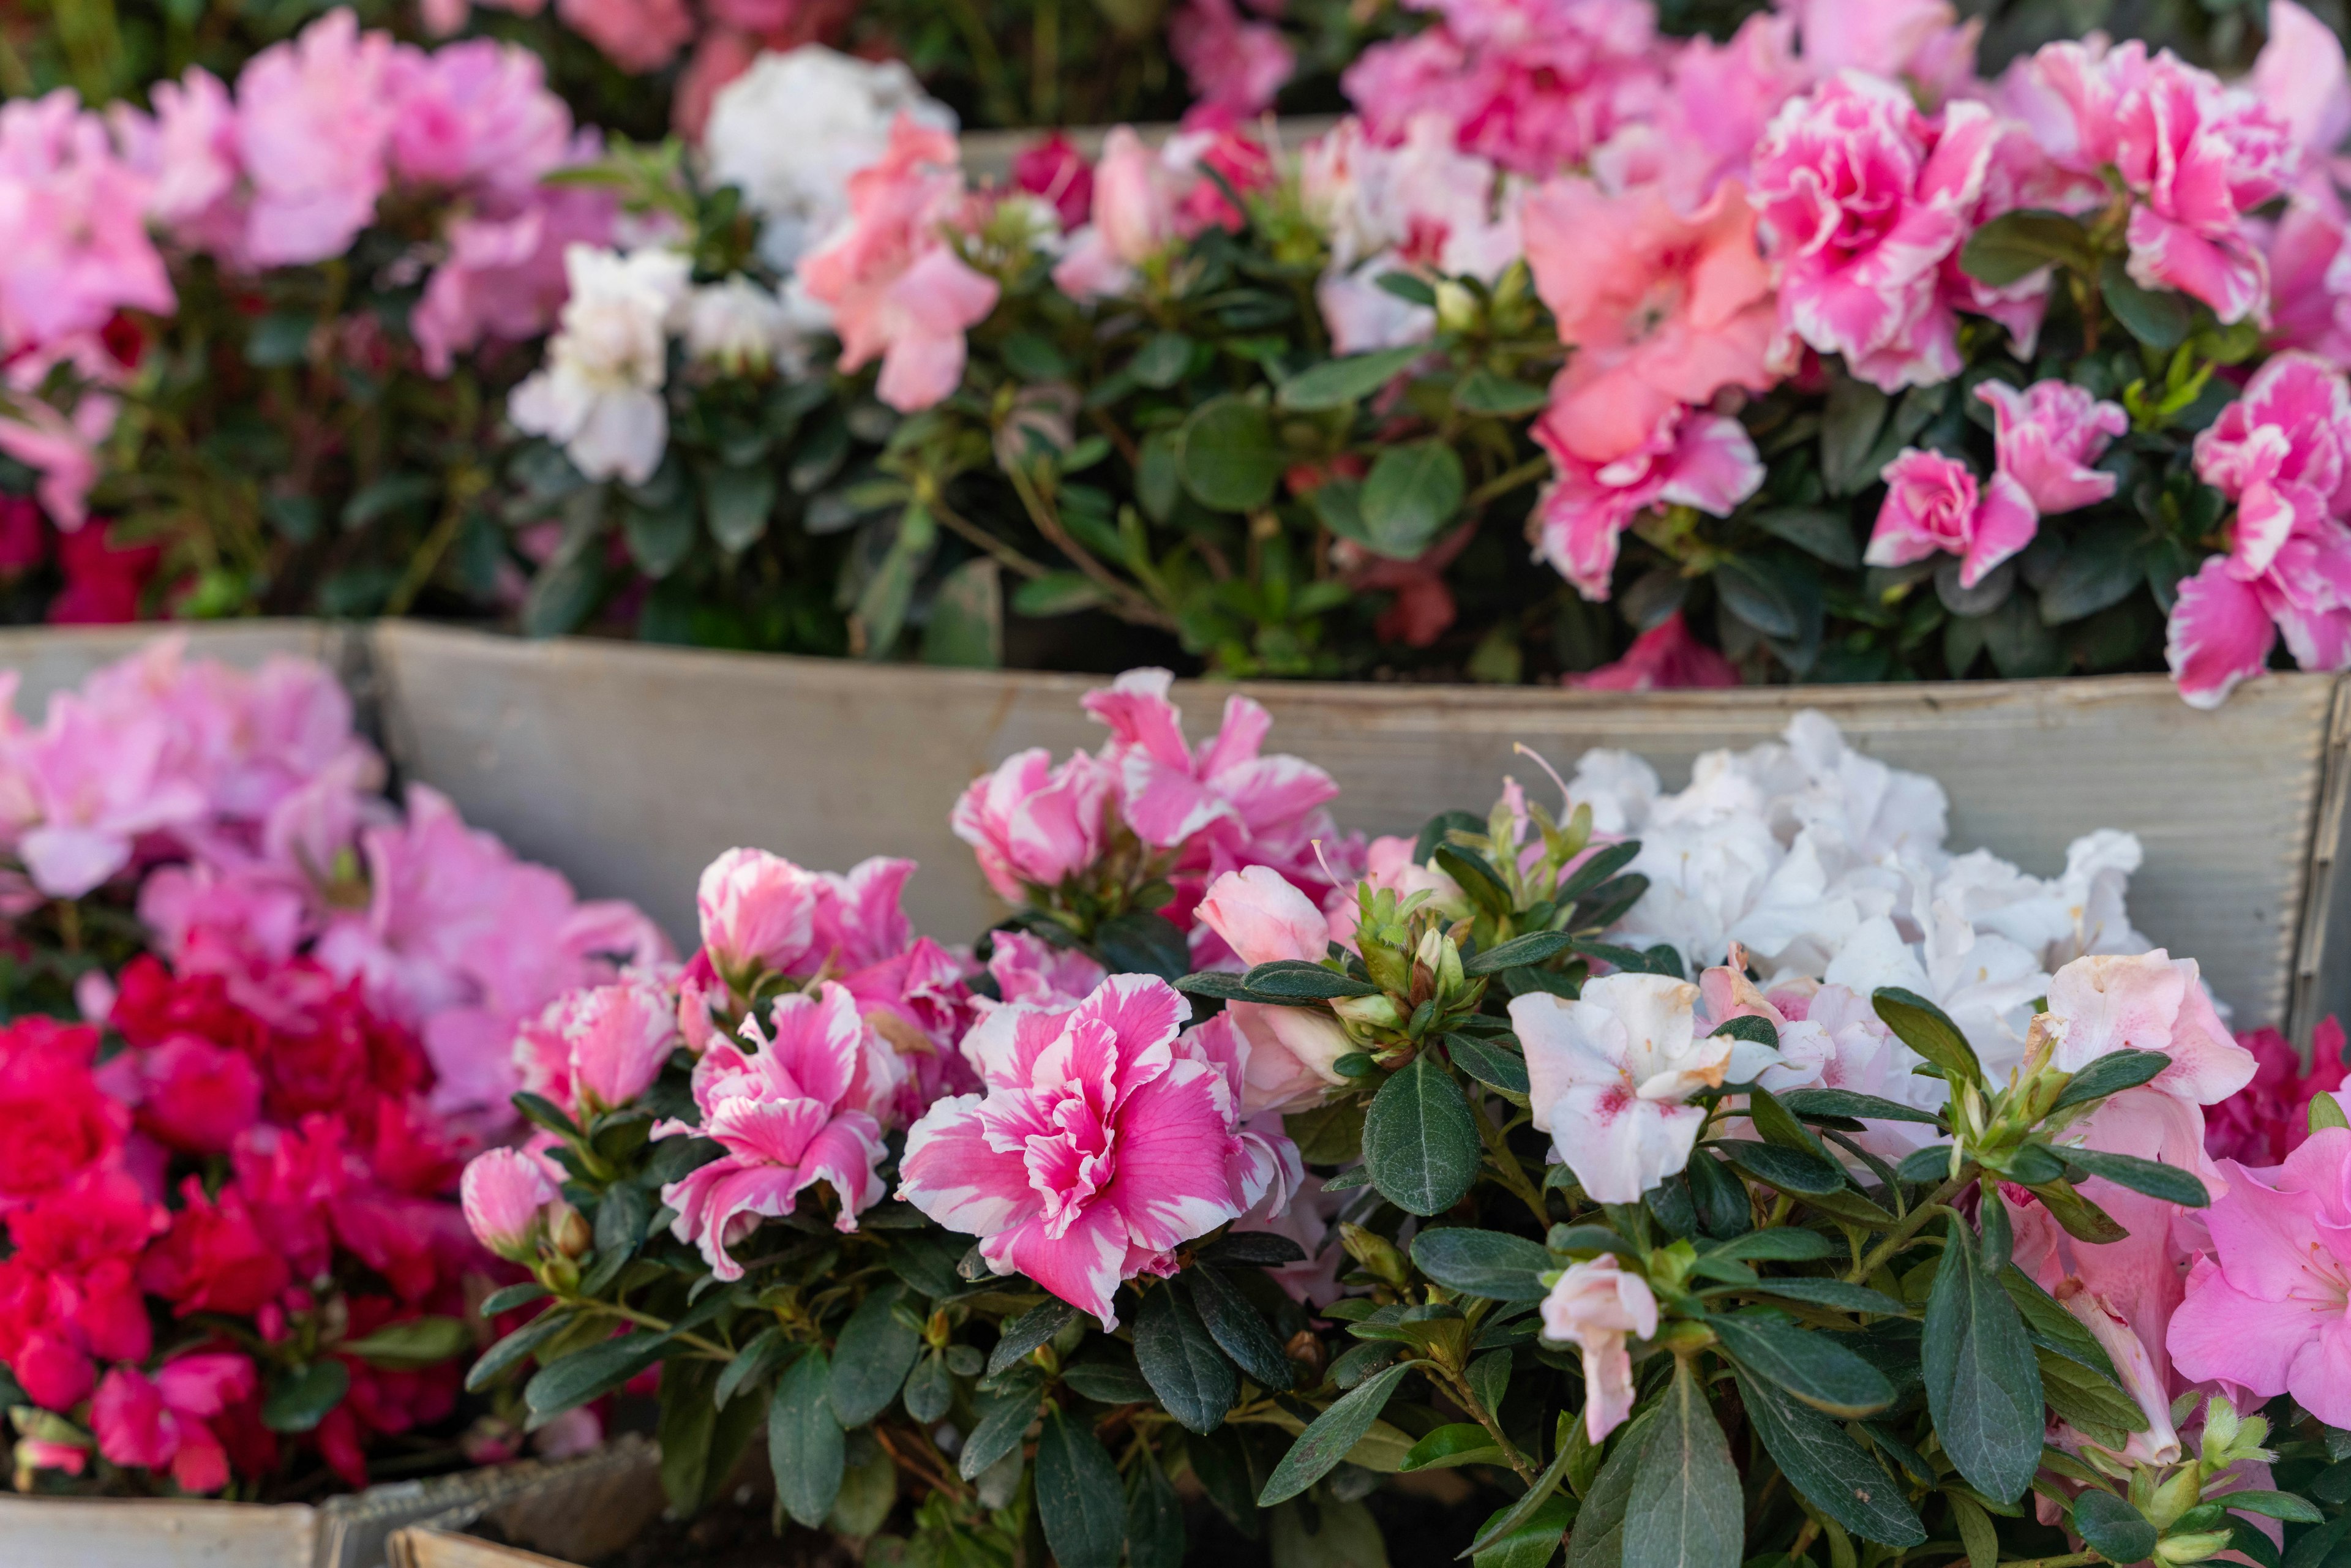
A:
[1521, 174, 1779, 465]
[1171, 0, 1295, 118]
[2111, 53, 2293, 324]
[2251, 0, 2351, 157]
[695, 847, 820, 981]
[2041, 950, 2256, 1108]
[1531, 405, 1764, 600]
[1569, 611, 1741, 691]
[459, 1146, 559, 1260]
[384, 39, 571, 204]
[1591, 13, 1804, 209]
[0, 92, 174, 354]
[1083, 668, 1340, 860]
[1511, 972, 1730, 1203]
[2264, 177, 2351, 370]
[2168, 352, 2351, 705]
[950, 748, 1116, 903]
[91, 1354, 257, 1494]
[520, 978, 677, 1115]
[1540, 1255, 1657, 1442]
[411, 171, 618, 377]
[799, 116, 999, 413]
[2167, 1125, 2351, 1427]
[899, 974, 1258, 1327]
[1974, 379, 2126, 516]
[0, 389, 113, 533]
[130, 69, 243, 255]
[1864, 447, 2038, 589]
[2205, 1017, 2350, 1167]
[1782, 0, 1977, 91]
[1052, 127, 1191, 301]
[130, 1034, 263, 1154]
[1013, 132, 1094, 231]
[656, 981, 890, 1279]
[555, 0, 696, 73]
[985, 931, 1107, 1008]
[233, 12, 404, 268]
[1195, 867, 1358, 1113]
[4, 689, 209, 898]
[1752, 74, 2003, 391]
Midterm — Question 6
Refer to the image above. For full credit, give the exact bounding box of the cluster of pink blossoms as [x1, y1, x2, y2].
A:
[0, 12, 612, 539]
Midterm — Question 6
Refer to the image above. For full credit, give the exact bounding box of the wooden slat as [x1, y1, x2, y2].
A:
[0, 1496, 315, 1568]
[388, 1526, 584, 1568]
[369, 622, 2342, 1033]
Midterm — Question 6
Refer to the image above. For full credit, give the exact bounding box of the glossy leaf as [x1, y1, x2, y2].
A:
[1412, 1228, 1553, 1301]
[1922, 1218, 2044, 1503]
[1259, 1360, 1415, 1506]
[1708, 1316, 1894, 1417]
[830, 1283, 923, 1425]
[1036, 1407, 1125, 1568]
[770, 1349, 845, 1529]
[1624, 1357, 1743, 1568]
[1736, 1371, 1925, 1547]
[1136, 1281, 1237, 1433]
[1363, 1054, 1482, 1216]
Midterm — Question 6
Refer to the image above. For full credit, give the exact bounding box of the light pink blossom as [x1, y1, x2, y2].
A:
[1752, 74, 2002, 391]
[1052, 127, 1191, 301]
[986, 931, 1108, 1009]
[899, 974, 1256, 1327]
[2012, 1186, 2193, 1465]
[2042, 950, 2255, 1108]
[1974, 379, 2126, 516]
[1511, 972, 1729, 1203]
[556, 0, 696, 73]
[1532, 406, 1764, 600]
[91, 1354, 255, 1494]
[1171, 0, 1295, 118]
[411, 168, 618, 377]
[2252, 0, 2351, 157]
[798, 116, 999, 413]
[951, 748, 1115, 903]
[1781, 0, 1977, 92]
[1540, 1255, 1657, 1442]
[2167, 1125, 2351, 1427]
[1521, 174, 1780, 465]
[1569, 611, 1741, 691]
[459, 1146, 559, 1259]
[1591, 13, 1804, 209]
[384, 39, 570, 203]
[0, 91, 173, 354]
[1864, 447, 2038, 589]
[1195, 867, 1358, 1113]
[2112, 53, 2293, 324]
[657, 981, 890, 1279]
[233, 12, 403, 268]
[525, 978, 678, 1114]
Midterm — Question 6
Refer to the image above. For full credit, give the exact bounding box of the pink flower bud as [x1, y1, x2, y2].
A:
[696, 847, 819, 977]
[460, 1147, 558, 1261]
[1196, 866, 1329, 967]
[1974, 379, 2126, 516]
[564, 980, 677, 1112]
[1540, 1256, 1658, 1443]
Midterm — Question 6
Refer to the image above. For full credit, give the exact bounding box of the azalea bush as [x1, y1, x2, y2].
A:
[0, 639, 669, 1495]
[459, 664, 2351, 1565]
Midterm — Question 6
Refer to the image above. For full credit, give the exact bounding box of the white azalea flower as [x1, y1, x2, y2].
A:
[1512, 973, 1728, 1203]
[508, 245, 690, 485]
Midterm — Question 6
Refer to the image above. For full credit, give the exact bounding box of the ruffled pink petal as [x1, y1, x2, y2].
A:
[1958, 470, 2039, 588]
[983, 1201, 1132, 1329]
[898, 1093, 1040, 1236]
[1104, 1059, 1243, 1252]
[2166, 555, 2276, 708]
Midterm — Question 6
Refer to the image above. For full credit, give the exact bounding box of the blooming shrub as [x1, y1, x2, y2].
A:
[0, 640, 665, 1495]
[457, 661, 2351, 1563]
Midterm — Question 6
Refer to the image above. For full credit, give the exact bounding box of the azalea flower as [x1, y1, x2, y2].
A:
[91, 1354, 256, 1494]
[1567, 612, 1740, 691]
[506, 244, 691, 486]
[1531, 407, 1764, 601]
[458, 1146, 560, 1260]
[1194, 867, 1359, 1112]
[1512, 972, 1729, 1203]
[1540, 1256, 1658, 1441]
[1864, 447, 2038, 590]
[950, 748, 1116, 903]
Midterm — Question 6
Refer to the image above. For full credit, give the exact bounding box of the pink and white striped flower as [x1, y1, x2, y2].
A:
[1864, 447, 2038, 589]
[899, 973, 1265, 1328]
[656, 980, 890, 1280]
[1083, 669, 1340, 863]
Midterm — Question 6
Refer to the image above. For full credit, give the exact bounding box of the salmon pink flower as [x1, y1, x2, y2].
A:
[1511, 972, 1730, 1203]
[1569, 611, 1741, 691]
[2167, 1125, 2351, 1427]
[1540, 1255, 1658, 1442]
[555, 0, 694, 73]
[1171, 0, 1294, 118]
[1531, 406, 1764, 601]
[233, 12, 403, 268]
[798, 116, 999, 414]
[1196, 868, 1357, 1113]
[2042, 950, 2255, 1108]
[1052, 128, 1192, 301]
[1865, 448, 2038, 589]
[1752, 74, 2002, 391]
[1592, 13, 1804, 211]
[1521, 175, 1779, 466]
[899, 975, 1259, 1327]
[986, 932, 1106, 1009]
[459, 1147, 560, 1261]
[1974, 379, 2126, 516]
[92, 1354, 257, 1495]
[656, 981, 889, 1280]
[951, 748, 1115, 902]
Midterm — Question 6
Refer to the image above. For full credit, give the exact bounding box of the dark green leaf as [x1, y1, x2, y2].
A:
[2101, 257, 2191, 351]
[1463, 930, 1576, 976]
[1128, 1457, 1187, 1568]
[1707, 1230, 1835, 1263]
[1822, 375, 1891, 497]
[246, 311, 317, 367]
[1013, 571, 1108, 616]
[1748, 1278, 1910, 1316]
[1711, 1015, 1781, 1051]
[1259, 1360, 1415, 1506]
[2037, 525, 2143, 625]
[1360, 441, 1466, 559]
[1060, 1349, 1153, 1405]
[1131, 331, 1198, 389]
[262, 1360, 351, 1433]
[1716, 557, 1802, 640]
[1242, 959, 1380, 999]
[524, 1330, 668, 1419]
[1959, 211, 2094, 287]
[1453, 369, 1552, 418]
[716, 1327, 795, 1411]
[1624, 1357, 1744, 1568]
[1180, 396, 1283, 512]
[831, 1283, 923, 1425]
[923, 557, 1003, 669]
[594, 1179, 650, 1261]
[1709, 1316, 1893, 1417]
[1561, 1412, 1650, 1568]
[467, 1310, 572, 1392]
[342, 1315, 470, 1370]
[1135, 1282, 1237, 1434]
[1280, 347, 1425, 410]
[1095, 911, 1191, 981]
[2050, 1050, 2170, 1110]
[1923, 1218, 2044, 1502]
[2071, 1490, 2158, 1564]
[770, 1349, 846, 1528]
[990, 1300, 1079, 1376]
[1448, 1033, 1531, 1097]
[1752, 508, 1861, 569]
[1363, 1054, 1483, 1216]
[2058, 1147, 2209, 1206]
[1411, 1228, 1553, 1302]
[1779, 1089, 1944, 1127]
[958, 1370, 1042, 1480]
[1185, 1266, 1294, 1391]
[1715, 1139, 1847, 1196]
[1402, 1423, 1507, 1471]
[2220, 1493, 2325, 1525]
[1035, 1407, 1125, 1568]
[1199, 1232, 1309, 1267]
[704, 464, 776, 552]
[1735, 1371, 1926, 1547]
[1474, 1494, 1575, 1568]
[1871, 988, 1983, 1087]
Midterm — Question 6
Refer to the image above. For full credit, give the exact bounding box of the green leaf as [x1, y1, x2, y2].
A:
[1951, 1490, 2000, 1568]
[2058, 1146, 2210, 1206]
[1359, 440, 1466, 559]
[1624, 1357, 1744, 1568]
[828, 1433, 897, 1536]
[1822, 374, 1891, 497]
[2071, 1490, 2158, 1564]
[770, 1348, 846, 1528]
[523, 1329, 667, 1419]
[1452, 368, 1551, 418]
[1706, 1230, 1835, 1264]
[262, 1360, 351, 1433]
[1562, 1412, 1651, 1568]
[522, 550, 606, 638]
[1711, 1015, 1782, 1051]
[958, 1371, 1042, 1480]
[1363, 1054, 1483, 1216]
[1035, 1406, 1126, 1568]
[1095, 910, 1191, 981]
[2036, 524, 2143, 626]
[1060, 1349, 1152, 1405]
[2101, 257, 2191, 351]
[1412, 1228, 1553, 1301]
[2217, 1492, 2325, 1525]
[1871, 988, 1984, 1087]
[1746, 1278, 1909, 1316]
[1715, 1139, 1847, 1196]
[1180, 396, 1284, 512]
[623, 493, 695, 577]
[989, 1299, 1079, 1376]
[1185, 1266, 1294, 1391]
[1715, 557, 1802, 640]
[2314, 1094, 2351, 1133]
[1448, 1033, 1532, 1097]
[1242, 959, 1380, 999]
[830, 1283, 923, 1425]
[1259, 1360, 1416, 1506]
[1463, 930, 1576, 976]
[1779, 1089, 1944, 1127]
[1735, 1371, 1926, 1547]
[467, 1310, 573, 1392]
[341, 1315, 470, 1370]
[1279, 346, 1425, 410]
[704, 463, 777, 552]
[923, 557, 1004, 668]
[1708, 1317, 1893, 1417]
[1135, 1281, 1237, 1434]
[1959, 210, 2094, 287]
[1752, 508, 1862, 569]
[1401, 1422, 1507, 1471]
[1128, 1457, 1188, 1568]
[1474, 1494, 1575, 1568]
[1922, 1217, 2044, 1503]
[716, 1327, 795, 1411]
[1132, 331, 1198, 389]
[1013, 571, 1108, 616]
[246, 310, 317, 367]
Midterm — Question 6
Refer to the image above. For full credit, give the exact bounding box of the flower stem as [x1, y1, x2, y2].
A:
[1847, 1171, 1974, 1284]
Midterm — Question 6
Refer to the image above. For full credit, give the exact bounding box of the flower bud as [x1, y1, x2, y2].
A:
[553, 1204, 593, 1259]
[1332, 992, 1403, 1031]
[697, 847, 819, 981]
[564, 980, 679, 1113]
[459, 1148, 559, 1263]
[1434, 279, 1478, 333]
[1339, 1222, 1408, 1288]
[2156, 1532, 2235, 1564]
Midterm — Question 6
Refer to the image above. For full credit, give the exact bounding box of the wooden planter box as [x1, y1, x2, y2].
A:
[5, 621, 2347, 1041]
[0, 1436, 659, 1568]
